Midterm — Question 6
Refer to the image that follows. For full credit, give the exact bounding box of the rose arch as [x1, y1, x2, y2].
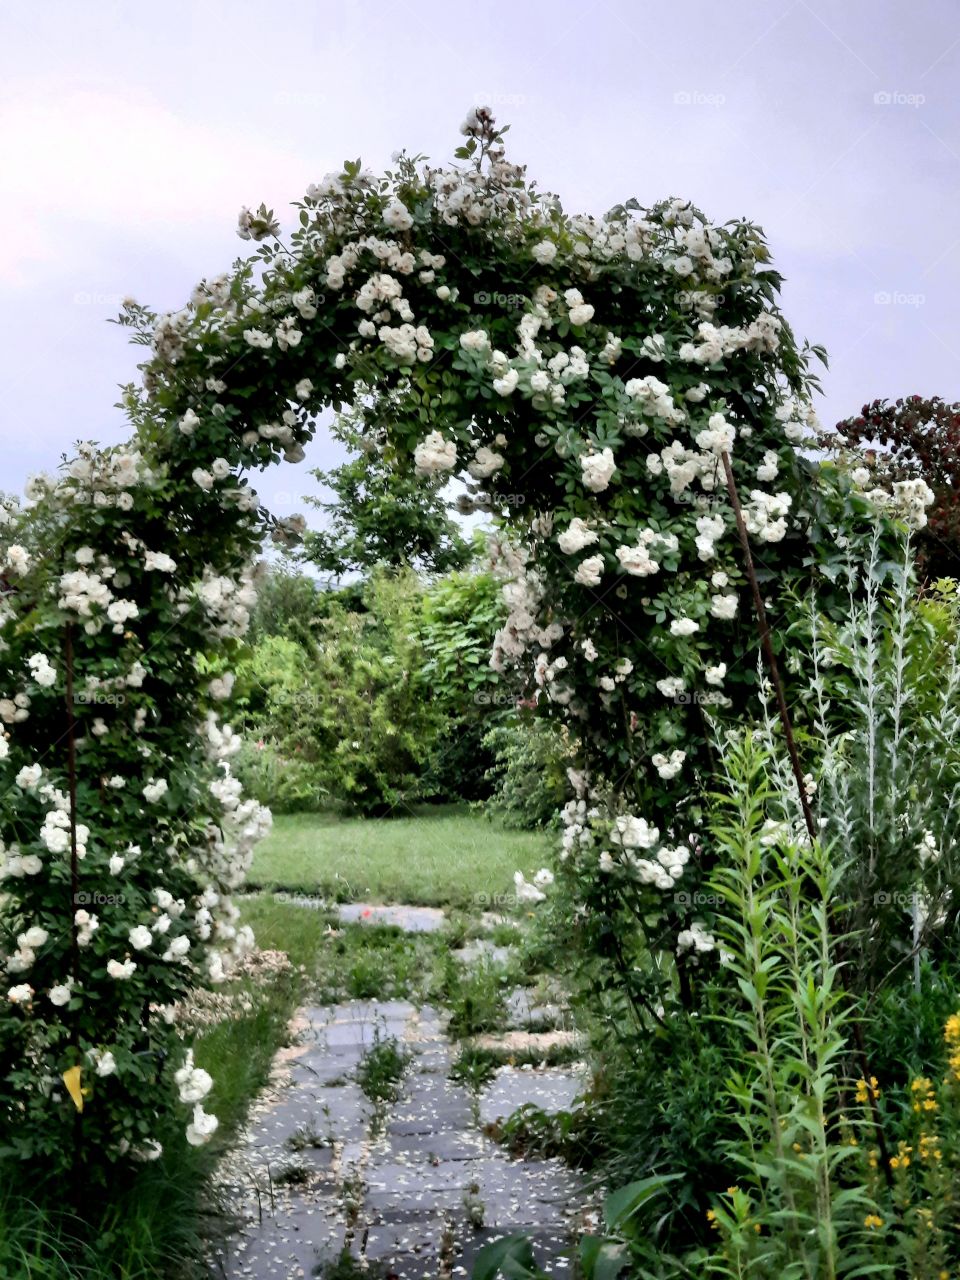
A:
[0, 107, 925, 1173]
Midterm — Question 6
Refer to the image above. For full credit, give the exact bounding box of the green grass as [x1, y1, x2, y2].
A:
[248, 804, 552, 907]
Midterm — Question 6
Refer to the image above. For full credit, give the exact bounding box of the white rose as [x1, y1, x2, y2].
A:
[580, 447, 616, 493]
[574, 555, 604, 588]
[532, 240, 557, 264]
[558, 519, 599, 555]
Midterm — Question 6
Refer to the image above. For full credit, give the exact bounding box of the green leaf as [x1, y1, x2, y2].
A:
[603, 1174, 682, 1231]
[473, 1234, 541, 1280]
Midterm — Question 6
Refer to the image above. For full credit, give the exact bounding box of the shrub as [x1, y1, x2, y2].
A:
[834, 394, 960, 577]
[235, 571, 446, 814]
[231, 737, 326, 814]
[482, 717, 572, 829]
[419, 560, 508, 802]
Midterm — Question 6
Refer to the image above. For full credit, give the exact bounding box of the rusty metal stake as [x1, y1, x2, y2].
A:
[64, 622, 83, 1174]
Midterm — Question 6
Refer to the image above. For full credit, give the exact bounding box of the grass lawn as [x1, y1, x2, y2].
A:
[248, 803, 553, 907]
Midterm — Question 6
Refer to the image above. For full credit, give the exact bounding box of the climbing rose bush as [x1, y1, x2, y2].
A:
[0, 425, 304, 1171]
[120, 108, 927, 1020]
[1, 108, 930, 1176]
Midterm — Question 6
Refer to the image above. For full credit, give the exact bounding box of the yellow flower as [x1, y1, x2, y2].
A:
[919, 1132, 943, 1162]
[726, 1186, 740, 1196]
[864, 1214, 884, 1230]
[855, 1076, 881, 1104]
[890, 1140, 912, 1171]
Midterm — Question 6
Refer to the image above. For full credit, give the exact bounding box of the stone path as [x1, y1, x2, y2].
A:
[336, 903, 446, 933]
[215, 999, 590, 1280]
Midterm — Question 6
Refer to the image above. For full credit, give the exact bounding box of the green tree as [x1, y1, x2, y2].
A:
[303, 421, 471, 578]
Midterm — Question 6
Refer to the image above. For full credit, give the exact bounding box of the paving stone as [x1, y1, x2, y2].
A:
[366, 1177, 469, 1213]
[479, 1067, 586, 1124]
[387, 1084, 475, 1132]
[364, 1203, 455, 1226]
[387, 1110, 471, 1136]
[337, 903, 446, 932]
[322, 1018, 407, 1048]
[386, 1130, 486, 1162]
[252, 1083, 373, 1147]
[357, 1215, 448, 1261]
[412, 1046, 453, 1073]
[220, 1213, 347, 1278]
[452, 939, 515, 966]
[469, 1157, 577, 1228]
[506, 987, 565, 1029]
[304, 998, 416, 1025]
[289, 1045, 365, 1087]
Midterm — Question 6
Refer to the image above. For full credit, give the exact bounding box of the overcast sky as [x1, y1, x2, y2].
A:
[2, 0, 958, 524]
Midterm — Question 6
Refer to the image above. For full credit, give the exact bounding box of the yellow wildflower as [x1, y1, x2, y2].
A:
[864, 1214, 884, 1230]
[855, 1076, 880, 1104]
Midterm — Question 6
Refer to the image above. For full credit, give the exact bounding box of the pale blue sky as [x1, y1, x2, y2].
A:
[2, 0, 958, 522]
